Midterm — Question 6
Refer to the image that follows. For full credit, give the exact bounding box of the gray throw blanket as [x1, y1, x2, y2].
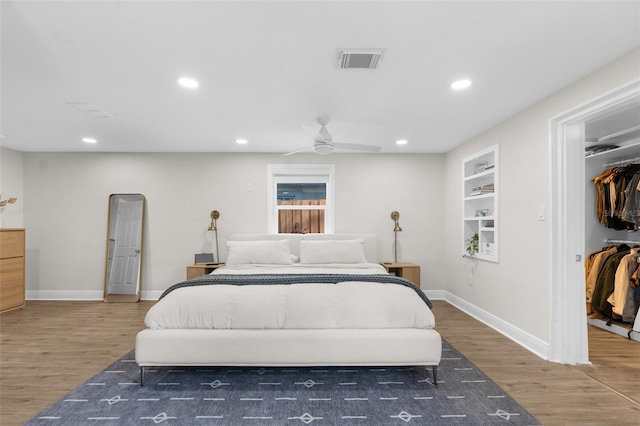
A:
[159, 273, 432, 309]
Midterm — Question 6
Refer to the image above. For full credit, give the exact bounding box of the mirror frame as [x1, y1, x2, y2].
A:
[103, 193, 146, 302]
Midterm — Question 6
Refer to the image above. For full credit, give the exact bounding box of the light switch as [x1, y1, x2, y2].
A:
[538, 205, 545, 221]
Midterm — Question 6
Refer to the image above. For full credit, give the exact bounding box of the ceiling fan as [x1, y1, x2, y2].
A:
[283, 116, 382, 156]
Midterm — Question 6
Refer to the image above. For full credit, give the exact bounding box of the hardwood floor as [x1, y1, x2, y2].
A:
[0, 301, 152, 425]
[1, 300, 639, 425]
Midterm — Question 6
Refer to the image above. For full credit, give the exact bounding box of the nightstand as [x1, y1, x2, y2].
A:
[186, 263, 225, 280]
[381, 262, 421, 287]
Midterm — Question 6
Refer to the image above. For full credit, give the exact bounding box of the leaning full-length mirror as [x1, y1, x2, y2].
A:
[104, 194, 145, 302]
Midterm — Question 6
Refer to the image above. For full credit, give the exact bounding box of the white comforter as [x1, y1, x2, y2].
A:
[145, 263, 435, 331]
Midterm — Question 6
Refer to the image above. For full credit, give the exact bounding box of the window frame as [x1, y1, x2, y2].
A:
[267, 164, 335, 234]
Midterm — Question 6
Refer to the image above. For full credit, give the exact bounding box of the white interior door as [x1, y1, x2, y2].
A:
[108, 197, 143, 295]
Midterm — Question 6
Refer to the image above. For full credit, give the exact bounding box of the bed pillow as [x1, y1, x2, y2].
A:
[299, 239, 368, 264]
[226, 240, 294, 266]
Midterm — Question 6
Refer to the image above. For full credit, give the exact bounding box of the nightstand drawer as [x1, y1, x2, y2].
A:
[381, 262, 420, 287]
[187, 263, 225, 280]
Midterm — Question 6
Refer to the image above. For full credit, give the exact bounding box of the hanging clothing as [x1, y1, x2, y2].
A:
[607, 248, 639, 318]
[585, 246, 618, 313]
[591, 165, 640, 230]
[591, 247, 631, 318]
[592, 169, 614, 225]
[621, 169, 640, 226]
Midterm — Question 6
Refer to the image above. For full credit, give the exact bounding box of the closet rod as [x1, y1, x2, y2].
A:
[603, 157, 640, 167]
[605, 238, 640, 245]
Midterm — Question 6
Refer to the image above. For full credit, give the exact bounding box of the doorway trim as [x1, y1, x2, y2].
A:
[549, 78, 640, 364]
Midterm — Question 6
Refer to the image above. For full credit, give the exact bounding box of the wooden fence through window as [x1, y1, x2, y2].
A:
[278, 200, 325, 234]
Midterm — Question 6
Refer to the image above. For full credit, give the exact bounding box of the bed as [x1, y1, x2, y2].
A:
[135, 233, 442, 385]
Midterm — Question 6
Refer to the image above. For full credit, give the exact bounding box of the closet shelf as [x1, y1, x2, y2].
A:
[464, 216, 495, 221]
[464, 193, 494, 201]
[463, 169, 494, 181]
[595, 125, 640, 144]
[585, 140, 640, 161]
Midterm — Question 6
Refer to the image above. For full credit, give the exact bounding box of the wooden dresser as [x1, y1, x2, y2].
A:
[0, 228, 26, 313]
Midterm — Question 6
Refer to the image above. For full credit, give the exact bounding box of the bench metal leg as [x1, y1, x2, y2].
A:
[140, 366, 145, 386]
[432, 365, 438, 386]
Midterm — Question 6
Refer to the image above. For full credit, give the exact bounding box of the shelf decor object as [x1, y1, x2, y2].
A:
[465, 233, 479, 256]
[0, 195, 17, 207]
[462, 145, 499, 262]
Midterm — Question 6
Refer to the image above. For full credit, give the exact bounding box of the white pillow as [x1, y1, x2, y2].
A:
[299, 239, 368, 264]
[226, 240, 293, 266]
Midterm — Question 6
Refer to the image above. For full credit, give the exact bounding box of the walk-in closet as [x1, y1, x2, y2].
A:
[584, 101, 640, 343]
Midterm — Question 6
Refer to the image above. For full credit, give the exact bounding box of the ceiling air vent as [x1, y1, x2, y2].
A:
[338, 48, 385, 69]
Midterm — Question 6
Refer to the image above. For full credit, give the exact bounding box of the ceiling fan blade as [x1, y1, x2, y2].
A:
[283, 146, 315, 156]
[301, 124, 317, 134]
[333, 142, 381, 152]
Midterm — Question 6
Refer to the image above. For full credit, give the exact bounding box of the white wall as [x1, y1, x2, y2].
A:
[443, 48, 640, 345]
[0, 147, 24, 228]
[22, 152, 445, 299]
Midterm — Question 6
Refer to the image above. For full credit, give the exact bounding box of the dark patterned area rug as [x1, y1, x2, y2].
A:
[26, 340, 539, 425]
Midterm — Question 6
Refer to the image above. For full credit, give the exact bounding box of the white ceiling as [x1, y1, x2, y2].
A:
[2, 1, 639, 154]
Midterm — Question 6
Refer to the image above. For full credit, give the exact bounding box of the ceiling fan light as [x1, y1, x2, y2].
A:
[314, 144, 333, 155]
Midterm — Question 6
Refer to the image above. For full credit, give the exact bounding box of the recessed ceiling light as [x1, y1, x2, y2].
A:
[82, 137, 97, 144]
[177, 77, 199, 89]
[451, 79, 472, 90]
[236, 139, 248, 145]
[396, 139, 408, 145]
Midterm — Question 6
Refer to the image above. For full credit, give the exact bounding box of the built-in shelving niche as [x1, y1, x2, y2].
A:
[462, 145, 499, 262]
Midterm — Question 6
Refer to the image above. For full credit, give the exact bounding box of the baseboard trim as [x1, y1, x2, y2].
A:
[26, 290, 161, 301]
[26, 290, 104, 301]
[437, 290, 549, 360]
[143, 291, 162, 300]
[587, 317, 640, 342]
[423, 289, 446, 300]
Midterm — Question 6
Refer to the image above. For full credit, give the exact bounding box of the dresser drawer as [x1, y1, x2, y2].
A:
[0, 230, 25, 259]
[0, 257, 25, 311]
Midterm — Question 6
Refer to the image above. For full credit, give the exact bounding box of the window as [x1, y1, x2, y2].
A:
[267, 164, 335, 234]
